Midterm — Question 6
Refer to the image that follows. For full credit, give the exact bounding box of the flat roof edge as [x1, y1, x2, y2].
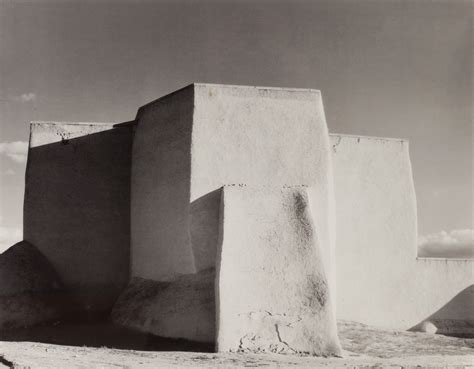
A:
[137, 83, 322, 113]
[31, 121, 115, 126]
[193, 83, 321, 93]
[416, 257, 474, 262]
[330, 133, 409, 143]
[136, 84, 195, 112]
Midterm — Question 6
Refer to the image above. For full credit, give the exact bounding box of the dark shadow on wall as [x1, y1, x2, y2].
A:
[23, 124, 134, 314]
[409, 285, 474, 337]
[0, 240, 213, 351]
[190, 188, 223, 272]
[0, 122, 214, 351]
[131, 86, 196, 279]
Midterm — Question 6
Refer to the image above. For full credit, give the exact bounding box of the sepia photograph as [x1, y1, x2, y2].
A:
[0, 0, 472, 367]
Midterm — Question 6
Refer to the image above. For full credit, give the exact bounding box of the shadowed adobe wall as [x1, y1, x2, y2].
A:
[24, 122, 133, 312]
[131, 87, 196, 281]
[331, 134, 472, 330]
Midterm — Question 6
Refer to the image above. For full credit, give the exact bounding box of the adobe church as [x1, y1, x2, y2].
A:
[2, 84, 471, 355]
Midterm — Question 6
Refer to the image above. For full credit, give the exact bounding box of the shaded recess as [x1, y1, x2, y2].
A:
[131, 86, 196, 280]
[24, 123, 133, 313]
[0, 241, 70, 329]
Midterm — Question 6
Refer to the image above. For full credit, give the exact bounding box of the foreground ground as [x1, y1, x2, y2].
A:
[0, 321, 472, 368]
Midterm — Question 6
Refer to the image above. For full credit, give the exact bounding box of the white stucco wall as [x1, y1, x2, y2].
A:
[24, 122, 133, 311]
[217, 186, 341, 356]
[331, 134, 473, 330]
[192, 84, 336, 292]
[132, 84, 336, 293]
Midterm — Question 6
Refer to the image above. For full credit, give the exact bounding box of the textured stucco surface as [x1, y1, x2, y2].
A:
[0, 241, 61, 296]
[19, 84, 473, 345]
[216, 186, 341, 356]
[132, 84, 336, 294]
[331, 134, 473, 330]
[0, 241, 67, 329]
[24, 122, 133, 311]
[192, 84, 336, 292]
[111, 268, 215, 342]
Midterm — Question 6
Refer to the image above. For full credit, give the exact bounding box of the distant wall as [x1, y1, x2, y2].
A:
[24, 122, 133, 311]
[331, 134, 472, 330]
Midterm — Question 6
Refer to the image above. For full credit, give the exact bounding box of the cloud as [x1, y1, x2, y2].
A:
[0, 225, 22, 253]
[0, 141, 28, 163]
[418, 229, 473, 258]
[2, 168, 15, 176]
[19, 92, 36, 102]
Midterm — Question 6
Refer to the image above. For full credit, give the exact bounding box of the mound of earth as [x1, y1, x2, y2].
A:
[111, 268, 215, 343]
[0, 241, 71, 329]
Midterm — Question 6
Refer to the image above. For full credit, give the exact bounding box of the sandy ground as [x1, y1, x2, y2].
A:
[0, 321, 472, 368]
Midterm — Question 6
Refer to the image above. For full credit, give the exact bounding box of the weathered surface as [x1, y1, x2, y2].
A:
[0, 241, 61, 295]
[111, 269, 215, 343]
[217, 186, 341, 356]
[192, 84, 336, 294]
[331, 134, 473, 331]
[24, 122, 133, 312]
[132, 84, 336, 298]
[0, 241, 67, 329]
[0, 321, 472, 368]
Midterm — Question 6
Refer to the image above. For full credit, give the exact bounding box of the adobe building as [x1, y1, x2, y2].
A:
[16, 84, 473, 353]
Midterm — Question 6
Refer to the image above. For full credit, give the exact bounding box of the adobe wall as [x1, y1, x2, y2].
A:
[131, 86, 196, 281]
[24, 122, 133, 312]
[132, 84, 336, 294]
[21, 87, 471, 333]
[192, 84, 336, 293]
[331, 134, 472, 330]
[217, 186, 341, 355]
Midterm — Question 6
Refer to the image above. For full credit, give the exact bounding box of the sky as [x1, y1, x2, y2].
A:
[0, 0, 472, 256]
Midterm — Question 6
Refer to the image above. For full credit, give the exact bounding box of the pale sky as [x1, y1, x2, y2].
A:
[0, 0, 472, 255]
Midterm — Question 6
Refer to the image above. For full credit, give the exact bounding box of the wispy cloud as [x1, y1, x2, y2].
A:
[0, 141, 28, 163]
[0, 225, 22, 253]
[0, 92, 37, 104]
[19, 92, 36, 102]
[418, 229, 474, 258]
[1, 168, 16, 176]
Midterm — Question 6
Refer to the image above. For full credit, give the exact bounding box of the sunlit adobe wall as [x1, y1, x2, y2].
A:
[331, 134, 472, 330]
[131, 84, 337, 293]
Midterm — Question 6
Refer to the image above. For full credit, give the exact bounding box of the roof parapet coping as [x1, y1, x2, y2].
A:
[136, 83, 322, 113]
[330, 133, 409, 143]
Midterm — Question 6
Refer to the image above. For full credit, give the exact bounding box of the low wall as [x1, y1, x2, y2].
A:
[24, 122, 133, 312]
[331, 134, 472, 330]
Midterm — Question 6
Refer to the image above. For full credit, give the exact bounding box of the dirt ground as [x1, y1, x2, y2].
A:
[0, 320, 472, 368]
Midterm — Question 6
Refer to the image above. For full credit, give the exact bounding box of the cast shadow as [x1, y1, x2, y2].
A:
[409, 285, 474, 338]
